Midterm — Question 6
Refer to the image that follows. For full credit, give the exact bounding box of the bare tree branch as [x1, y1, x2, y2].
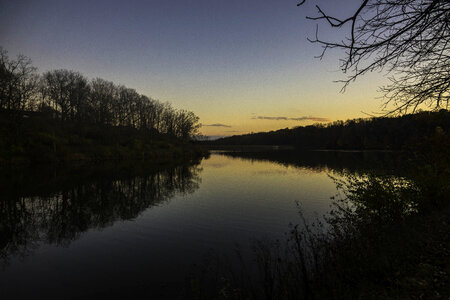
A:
[298, 0, 450, 114]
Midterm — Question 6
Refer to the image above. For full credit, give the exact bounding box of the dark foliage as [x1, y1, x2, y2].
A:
[209, 110, 450, 150]
[0, 112, 207, 164]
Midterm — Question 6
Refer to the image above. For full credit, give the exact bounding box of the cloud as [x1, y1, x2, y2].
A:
[225, 130, 241, 133]
[203, 123, 232, 128]
[252, 116, 330, 122]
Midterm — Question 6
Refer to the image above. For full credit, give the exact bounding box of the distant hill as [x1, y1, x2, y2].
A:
[206, 110, 450, 150]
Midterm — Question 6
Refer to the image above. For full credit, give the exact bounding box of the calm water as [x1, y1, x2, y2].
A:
[0, 150, 401, 299]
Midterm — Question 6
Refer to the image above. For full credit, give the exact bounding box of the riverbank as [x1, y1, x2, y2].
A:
[0, 114, 208, 165]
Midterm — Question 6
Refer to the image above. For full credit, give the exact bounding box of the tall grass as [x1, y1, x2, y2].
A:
[184, 170, 449, 299]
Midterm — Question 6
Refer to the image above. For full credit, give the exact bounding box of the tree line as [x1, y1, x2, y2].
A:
[210, 110, 450, 150]
[0, 47, 200, 140]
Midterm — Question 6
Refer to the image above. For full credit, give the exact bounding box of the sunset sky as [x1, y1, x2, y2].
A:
[0, 0, 390, 137]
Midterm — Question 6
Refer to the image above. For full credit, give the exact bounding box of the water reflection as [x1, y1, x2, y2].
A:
[215, 149, 405, 176]
[0, 150, 407, 266]
[0, 150, 415, 298]
[0, 161, 202, 265]
[185, 152, 431, 299]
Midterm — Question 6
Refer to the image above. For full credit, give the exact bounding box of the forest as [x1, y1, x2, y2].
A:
[209, 110, 450, 150]
[0, 47, 204, 164]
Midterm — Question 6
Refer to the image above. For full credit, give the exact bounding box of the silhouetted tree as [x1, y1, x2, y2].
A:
[0, 47, 39, 113]
[175, 110, 201, 140]
[0, 47, 202, 140]
[89, 78, 116, 125]
[298, 0, 450, 113]
[42, 69, 90, 121]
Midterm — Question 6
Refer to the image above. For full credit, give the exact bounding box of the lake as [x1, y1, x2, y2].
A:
[0, 149, 402, 299]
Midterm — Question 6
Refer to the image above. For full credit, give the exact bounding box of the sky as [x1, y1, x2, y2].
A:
[0, 0, 390, 137]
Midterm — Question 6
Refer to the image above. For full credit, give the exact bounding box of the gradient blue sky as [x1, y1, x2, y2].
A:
[0, 0, 389, 136]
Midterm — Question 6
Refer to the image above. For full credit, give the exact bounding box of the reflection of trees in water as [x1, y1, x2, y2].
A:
[217, 150, 406, 176]
[0, 163, 202, 265]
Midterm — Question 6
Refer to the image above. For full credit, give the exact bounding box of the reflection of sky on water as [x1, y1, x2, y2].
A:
[0, 151, 387, 298]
